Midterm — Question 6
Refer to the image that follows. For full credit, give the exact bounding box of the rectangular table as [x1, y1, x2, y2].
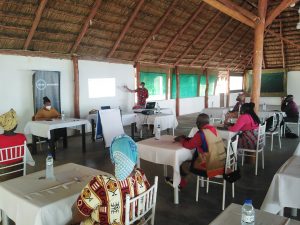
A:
[24, 118, 90, 158]
[261, 153, 300, 217]
[189, 126, 237, 142]
[137, 135, 193, 204]
[0, 163, 105, 225]
[135, 113, 178, 136]
[210, 203, 300, 225]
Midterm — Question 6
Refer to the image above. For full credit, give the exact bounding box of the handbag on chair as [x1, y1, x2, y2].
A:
[223, 142, 241, 183]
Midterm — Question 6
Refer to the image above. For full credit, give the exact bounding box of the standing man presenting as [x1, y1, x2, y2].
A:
[124, 82, 149, 109]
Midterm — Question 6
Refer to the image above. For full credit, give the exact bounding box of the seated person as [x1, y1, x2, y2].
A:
[224, 93, 245, 124]
[35, 96, 60, 120]
[281, 94, 299, 123]
[0, 109, 27, 181]
[228, 103, 260, 149]
[66, 135, 150, 225]
[170, 113, 226, 189]
[35, 96, 66, 143]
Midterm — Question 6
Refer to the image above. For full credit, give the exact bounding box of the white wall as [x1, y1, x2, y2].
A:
[78, 60, 135, 117]
[0, 55, 74, 135]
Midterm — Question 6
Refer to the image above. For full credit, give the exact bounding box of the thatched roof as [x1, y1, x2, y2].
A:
[0, 0, 299, 71]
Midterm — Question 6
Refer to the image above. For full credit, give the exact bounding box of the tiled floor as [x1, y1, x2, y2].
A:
[4, 113, 300, 224]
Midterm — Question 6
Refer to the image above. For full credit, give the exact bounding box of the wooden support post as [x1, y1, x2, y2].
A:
[72, 56, 80, 118]
[204, 69, 209, 108]
[197, 73, 201, 97]
[251, 0, 268, 112]
[226, 70, 230, 107]
[280, 20, 286, 68]
[135, 62, 141, 90]
[166, 68, 171, 100]
[175, 66, 180, 116]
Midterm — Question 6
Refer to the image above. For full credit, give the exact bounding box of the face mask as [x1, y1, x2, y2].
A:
[46, 106, 51, 110]
[139, 85, 142, 88]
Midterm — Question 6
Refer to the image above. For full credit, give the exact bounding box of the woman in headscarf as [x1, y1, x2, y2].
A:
[67, 135, 150, 225]
[228, 102, 260, 149]
[34, 96, 60, 120]
[0, 109, 27, 181]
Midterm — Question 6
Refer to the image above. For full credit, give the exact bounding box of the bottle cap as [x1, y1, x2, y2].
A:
[47, 153, 52, 157]
[244, 199, 252, 204]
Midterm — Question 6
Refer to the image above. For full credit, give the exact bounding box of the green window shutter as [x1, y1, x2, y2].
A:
[171, 74, 176, 99]
[140, 72, 167, 99]
[208, 75, 217, 96]
[171, 74, 198, 99]
[200, 76, 206, 96]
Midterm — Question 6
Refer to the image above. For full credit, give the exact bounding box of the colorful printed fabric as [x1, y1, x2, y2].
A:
[76, 168, 150, 225]
[110, 135, 138, 181]
[0, 109, 17, 131]
[238, 129, 258, 150]
[136, 88, 148, 107]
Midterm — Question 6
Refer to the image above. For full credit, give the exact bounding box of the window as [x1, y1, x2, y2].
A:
[88, 78, 115, 98]
[199, 75, 218, 96]
[230, 76, 243, 92]
[171, 74, 198, 99]
[140, 72, 167, 100]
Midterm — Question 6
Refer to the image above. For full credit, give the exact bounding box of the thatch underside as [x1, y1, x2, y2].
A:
[0, 0, 300, 71]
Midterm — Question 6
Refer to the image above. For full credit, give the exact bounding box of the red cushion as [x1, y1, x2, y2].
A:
[0, 134, 26, 165]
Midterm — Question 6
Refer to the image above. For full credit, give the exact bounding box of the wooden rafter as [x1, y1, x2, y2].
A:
[226, 40, 253, 69]
[107, 0, 144, 58]
[243, 54, 254, 70]
[175, 11, 221, 66]
[266, 29, 300, 50]
[201, 0, 255, 28]
[233, 49, 253, 71]
[134, 0, 178, 61]
[190, 18, 233, 66]
[70, 0, 102, 54]
[23, 0, 48, 50]
[218, 0, 259, 22]
[156, 2, 205, 63]
[202, 23, 244, 68]
[265, 0, 300, 27]
[217, 28, 251, 68]
[280, 20, 286, 68]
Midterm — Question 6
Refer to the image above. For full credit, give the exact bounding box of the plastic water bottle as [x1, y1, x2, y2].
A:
[263, 103, 267, 111]
[61, 110, 65, 120]
[45, 153, 55, 180]
[241, 199, 255, 225]
[155, 124, 161, 140]
[221, 112, 226, 124]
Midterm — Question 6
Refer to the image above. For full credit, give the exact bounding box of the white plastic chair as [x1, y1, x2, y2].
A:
[99, 108, 125, 147]
[266, 113, 282, 151]
[0, 141, 27, 225]
[284, 117, 300, 136]
[125, 176, 158, 225]
[195, 136, 239, 210]
[239, 123, 266, 176]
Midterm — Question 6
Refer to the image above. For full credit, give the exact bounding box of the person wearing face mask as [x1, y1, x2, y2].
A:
[124, 82, 149, 109]
[34, 96, 60, 121]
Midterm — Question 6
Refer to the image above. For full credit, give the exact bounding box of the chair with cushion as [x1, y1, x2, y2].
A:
[195, 136, 239, 210]
[266, 112, 282, 151]
[125, 176, 158, 225]
[239, 123, 266, 176]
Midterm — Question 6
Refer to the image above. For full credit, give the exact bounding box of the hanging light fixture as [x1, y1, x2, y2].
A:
[296, 7, 300, 29]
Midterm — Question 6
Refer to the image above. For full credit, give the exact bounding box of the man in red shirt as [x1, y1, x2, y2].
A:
[124, 82, 149, 109]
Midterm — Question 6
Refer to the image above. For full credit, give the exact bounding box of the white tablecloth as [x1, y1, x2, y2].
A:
[260, 155, 300, 214]
[258, 111, 286, 121]
[24, 118, 91, 139]
[210, 203, 300, 225]
[135, 113, 178, 134]
[201, 108, 230, 119]
[86, 112, 137, 127]
[294, 142, 300, 156]
[0, 163, 106, 225]
[137, 135, 193, 188]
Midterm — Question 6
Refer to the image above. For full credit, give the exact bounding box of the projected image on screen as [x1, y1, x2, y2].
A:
[88, 78, 115, 98]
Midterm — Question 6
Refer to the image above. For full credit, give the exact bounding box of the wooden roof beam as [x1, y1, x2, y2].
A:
[226, 41, 253, 70]
[134, 0, 178, 62]
[201, 0, 255, 28]
[23, 0, 48, 50]
[107, 0, 144, 58]
[280, 20, 286, 68]
[265, 0, 300, 27]
[202, 23, 244, 68]
[190, 18, 233, 66]
[70, 0, 102, 54]
[175, 11, 221, 66]
[218, 0, 259, 22]
[234, 50, 253, 71]
[267, 29, 300, 50]
[156, 2, 205, 63]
